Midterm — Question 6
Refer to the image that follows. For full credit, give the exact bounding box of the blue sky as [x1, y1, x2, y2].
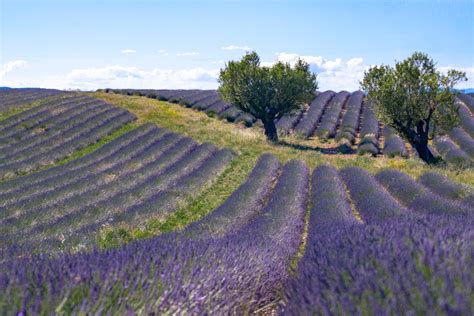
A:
[1, 0, 473, 90]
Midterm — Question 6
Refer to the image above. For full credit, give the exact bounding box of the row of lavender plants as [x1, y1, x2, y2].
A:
[382, 126, 409, 158]
[292, 90, 335, 138]
[105, 89, 257, 127]
[357, 102, 380, 156]
[431, 96, 474, 167]
[335, 90, 364, 144]
[0, 88, 64, 112]
[314, 91, 351, 139]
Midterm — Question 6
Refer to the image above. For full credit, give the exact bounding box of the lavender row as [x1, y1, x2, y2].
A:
[185, 91, 219, 108]
[284, 212, 474, 314]
[458, 101, 474, 138]
[418, 172, 474, 207]
[457, 93, 474, 113]
[449, 126, 474, 159]
[335, 90, 364, 144]
[275, 108, 304, 135]
[357, 102, 380, 155]
[294, 90, 335, 138]
[433, 135, 472, 167]
[0, 123, 157, 195]
[191, 94, 221, 110]
[106, 89, 258, 127]
[382, 126, 409, 157]
[310, 165, 359, 224]
[375, 169, 471, 214]
[237, 159, 309, 259]
[315, 90, 350, 139]
[185, 153, 281, 238]
[340, 167, 406, 223]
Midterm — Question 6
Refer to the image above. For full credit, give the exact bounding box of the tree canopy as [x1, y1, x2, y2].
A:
[218, 51, 317, 142]
[360, 52, 467, 163]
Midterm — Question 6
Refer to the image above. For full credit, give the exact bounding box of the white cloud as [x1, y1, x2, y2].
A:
[121, 49, 137, 54]
[346, 57, 364, 69]
[63, 65, 219, 90]
[0, 60, 28, 78]
[176, 52, 200, 56]
[221, 45, 252, 51]
[156, 49, 168, 56]
[264, 53, 366, 91]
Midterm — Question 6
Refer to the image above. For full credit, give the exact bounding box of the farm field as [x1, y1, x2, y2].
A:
[0, 89, 473, 314]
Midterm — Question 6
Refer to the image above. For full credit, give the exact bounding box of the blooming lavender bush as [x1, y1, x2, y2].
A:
[433, 135, 472, 168]
[418, 172, 474, 207]
[458, 93, 474, 113]
[382, 126, 409, 158]
[335, 90, 364, 144]
[185, 153, 281, 238]
[294, 90, 335, 138]
[357, 102, 380, 155]
[458, 101, 474, 138]
[315, 91, 350, 139]
[449, 127, 474, 159]
[284, 212, 474, 315]
[340, 167, 406, 223]
[376, 169, 472, 214]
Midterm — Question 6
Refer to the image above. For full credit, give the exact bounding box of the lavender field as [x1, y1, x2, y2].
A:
[0, 89, 473, 314]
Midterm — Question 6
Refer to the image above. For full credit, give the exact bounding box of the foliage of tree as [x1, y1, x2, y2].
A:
[218, 51, 317, 142]
[360, 52, 467, 163]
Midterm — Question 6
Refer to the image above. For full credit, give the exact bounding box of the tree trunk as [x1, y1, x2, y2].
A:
[412, 138, 435, 163]
[411, 120, 435, 164]
[263, 119, 278, 143]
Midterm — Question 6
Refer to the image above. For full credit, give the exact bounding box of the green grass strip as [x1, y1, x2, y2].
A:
[97, 152, 258, 248]
[56, 122, 138, 166]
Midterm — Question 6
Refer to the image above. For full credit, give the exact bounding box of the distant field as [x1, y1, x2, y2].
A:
[0, 89, 472, 314]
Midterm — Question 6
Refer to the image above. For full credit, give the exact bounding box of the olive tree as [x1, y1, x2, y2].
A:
[218, 51, 317, 142]
[360, 52, 467, 163]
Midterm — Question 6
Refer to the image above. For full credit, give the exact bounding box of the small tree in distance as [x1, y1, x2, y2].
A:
[218, 51, 317, 142]
[361, 52, 467, 164]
